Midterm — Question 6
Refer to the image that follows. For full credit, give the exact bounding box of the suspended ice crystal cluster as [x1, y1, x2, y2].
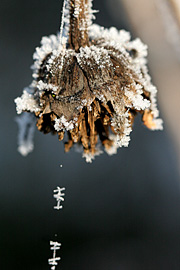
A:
[53, 186, 65, 210]
[14, 0, 163, 162]
[48, 241, 61, 270]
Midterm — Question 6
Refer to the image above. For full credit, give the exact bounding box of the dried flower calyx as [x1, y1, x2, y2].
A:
[15, 0, 163, 162]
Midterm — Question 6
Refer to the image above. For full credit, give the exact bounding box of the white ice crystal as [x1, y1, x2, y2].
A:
[54, 116, 75, 131]
[59, 0, 70, 43]
[53, 187, 65, 210]
[48, 241, 61, 270]
[77, 45, 112, 70]
[82, 146, 103, 163]
[111, 111, 132, 148]
[124, 83, 150, 110]
[15, 90, 40, 114]
[104, 134, 119, 156]
[36, 80, 59, 94]
[32, 34, 60, 79]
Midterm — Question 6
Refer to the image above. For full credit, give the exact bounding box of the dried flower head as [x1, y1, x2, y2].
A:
[15, 0, 163, 162]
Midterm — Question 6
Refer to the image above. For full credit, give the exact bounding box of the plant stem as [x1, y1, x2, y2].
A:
[68, 0, 90, 51]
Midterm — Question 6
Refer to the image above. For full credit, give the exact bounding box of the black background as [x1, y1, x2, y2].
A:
[0, 0, 180, 269]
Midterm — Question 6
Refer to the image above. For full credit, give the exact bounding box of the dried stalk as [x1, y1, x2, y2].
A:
[69, 0, 90, 51]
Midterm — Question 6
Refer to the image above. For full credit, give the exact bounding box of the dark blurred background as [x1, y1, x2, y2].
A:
[1, 0, 180, 269]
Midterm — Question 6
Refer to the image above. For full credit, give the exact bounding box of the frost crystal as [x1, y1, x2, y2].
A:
[48, 241, 61, 270]
[14, 0, 163, 162]
[54, 116, 75, 131]
[53, 187, 65, 210]
[15, 90, 40, 114]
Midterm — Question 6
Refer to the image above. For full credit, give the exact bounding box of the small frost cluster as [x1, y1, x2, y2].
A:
[48, 241, 61, 270]
[53, 187, 65, 210]
[14, 0, 163, 162]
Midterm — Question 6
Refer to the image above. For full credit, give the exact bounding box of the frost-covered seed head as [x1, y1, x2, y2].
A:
[14, 0, 163, 162]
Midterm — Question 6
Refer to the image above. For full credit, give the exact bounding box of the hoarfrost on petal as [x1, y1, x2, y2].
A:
[54, 116, 75, 131]
[104, 134, 119, 156]
[14, 90, 40, 114]
[82, 146, 103, 163]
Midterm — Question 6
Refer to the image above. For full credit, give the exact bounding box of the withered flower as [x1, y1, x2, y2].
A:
[15, 0, 163, 162]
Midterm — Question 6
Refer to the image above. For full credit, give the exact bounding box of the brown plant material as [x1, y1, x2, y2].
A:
[15, 0, 163, 162]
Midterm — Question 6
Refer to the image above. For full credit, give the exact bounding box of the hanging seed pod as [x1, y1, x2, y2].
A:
[15, 0, 163, 162]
